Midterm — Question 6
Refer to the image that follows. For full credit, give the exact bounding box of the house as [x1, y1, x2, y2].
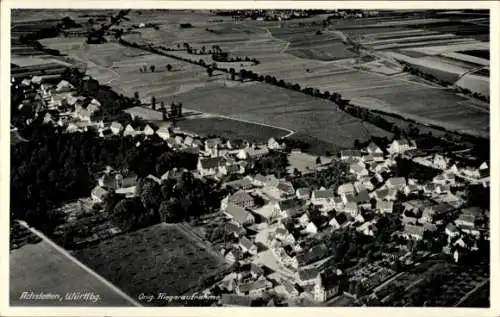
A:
[76, 108, 91, 122]
[299, 213, 310, 227]
[350, 162, 369, 179]
[156, 126, 172, 140]
[337, 183, 355, 198]
[377, 200, 393, 214]
[225, 248, 243, 264]
[343, 202, 359, 217]
[314, 273, 341, 302]
[274, 199, 301, 217]
[455, 212, 477, 228]
[386, 177, 406, 190]
[226, 139, 249, 150]
[238, 145, 270, 160]
[355, 190, 370, 206]
[297, 268, 320, 286]
[252, 174, 276, 187]
[304, 222, 318, 235]
[123, 123, 139, 137]
[402, 224, 425, 240]
[387, 139, 417, 155]
[224, 203, 255, 226]
[227, 190, 255, 209]
[329, 213, 348, 229]
[143, 124, 156, 136]
[55, 80, 74, 93]
[237, 279, 272, 297]
[220, 294, 252, 307]
[109, 122, 124, 135]
[366, 141, 383, 155]
[340, 150, 362, 161]
[250, 263, 265, 279]
[296, 188, 311, 200]
[432, 154, 450, 170]
[268, 137, 285, 150]
[275, 227, 296, 245]
[239, 236, 258, 255]
[205, 138, 222, 156]
[91, 186, 108, 203]
[197, 157, 225, 177]
[311, 189, 335, 206]
[423, 183, 436, 195]
[404, 184, 420, 196]
[269, 181, 295, 200]
[276, 279, 299, 297]
[357, 221, 375, 236]
[219, 163, 244, 176]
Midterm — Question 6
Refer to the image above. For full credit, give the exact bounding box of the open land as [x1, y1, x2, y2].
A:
[10, 225, 136, 307]
[71, 223, 229, 306]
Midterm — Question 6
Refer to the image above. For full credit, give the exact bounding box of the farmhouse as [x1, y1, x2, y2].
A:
[340, 150, 362, 161]
[402, 224, 425, 240]
[385, 177, 406, 190]
[227, 190, 255, 209]
[156, 126, 172, 140]
[296, 187, 311, 200]
[366, 141, 383, 155]
[387, 139, 417, 155]
[314, 272, 341, 302]
[197, 157, 226, 177]
[337, 183, 355, 197]
[377, 200, 394, 214]
[224, 203, 255, 226]
[239, 236, 258, 255]
[110, 122, 123, 135]
[91, 186, 108, 203]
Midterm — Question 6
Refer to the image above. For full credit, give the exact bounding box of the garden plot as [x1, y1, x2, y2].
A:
[72, 223, 228, 306]
[456, 72, 490, 97]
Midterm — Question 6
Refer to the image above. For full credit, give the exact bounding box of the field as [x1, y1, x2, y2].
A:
[71, 223, 229, 306]
[172, 82, 392, 152]
[36, 10, 490, 140]
[10, 231, 136, 306]
[175, 116, 291, 142]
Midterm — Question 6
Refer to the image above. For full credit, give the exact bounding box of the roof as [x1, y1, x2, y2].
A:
[199, 157, 225, 169]
[457, 213, 476, 223]
[228, 190, 254, 205]
[246, 146, 269, 157]
[275, 227, 289, 236]
[239, 236, 254, 250]
[377, 200, 393, 210]
[228, 139, 248, 149]
[345, 201, 358, 210]
[205, 138, 222, 148]
[280, 278, 297, 294]
[276, 181, 294, 194]
[277, 199, 300, 211]
[225, 203, 253, 224]
[224, 221, 241, 234]
[221, 294, 252, 306]
[297, 187, 311, 196]
[387, 177, 406, 187]
[375, 188, 389, 198]
[367, 141, 382, 152]
[320, 272, 341, 289]
[238, 279, 270, 293]
[251, 263, 264, 275]
[350, 162, 366, 174]
[341, 150, 362, 157]
[91, 186, 108, 200]
[313, 189, 334, 199]
[298, 268, 320, 281]
[355, 190, 370, 203]
[225, 177, 254, 190]
[297, 243, 328, 266]
[461, 206, 482, 217]
[338, 183, 355, 194]
[404, 224, 425, 237]
[446, 222, 459, 233]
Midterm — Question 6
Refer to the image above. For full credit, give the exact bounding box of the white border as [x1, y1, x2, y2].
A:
[1, 1, 498, 317]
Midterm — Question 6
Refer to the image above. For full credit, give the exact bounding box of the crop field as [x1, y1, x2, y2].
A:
[10, 239, 135, 306]
[172, 82, 392, 152]
[72, 223, 228, 306]
[176, 117, 291, 142]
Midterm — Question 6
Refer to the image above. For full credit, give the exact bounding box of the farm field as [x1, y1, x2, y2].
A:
[10, 234, 135, 306]
[175, 117, 291, 142]
[172, 82, 392, 152]
[71, 223, 229, 306]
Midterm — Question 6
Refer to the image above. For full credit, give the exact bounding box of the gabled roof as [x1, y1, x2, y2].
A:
[320, 272, 341, 289]
[205, 138, 222, 148]
[375, 188, 389, 198]
[110, 121, 124, 130]
[334, 213, 348, 225]
[404, 224, 425, 237]
[276, 181, 294, 194]
[355, 190, 370, 203]
[338, 183, 355, 194]
[298, 268, 320, 281]
[377, 200, 393, 211]
[341, 150, 362, 157]
[277, 199, 300, 211]
[387, 177, 406, 187]
[280, 278, 297, 294]
[251, 263, 264, 276]
[297, 187, 311, 196]
[91, 186, 108, 200]
[199, 157, 225, 169]
[445, 223, 459, 233]
[228, 190, 254, 205]
[225, 203, 253, 224]
[296, 243, 327, 266]
[313, 189, 334, 199]
[239, 236, 254, 250]
[366, 141, 382, 153]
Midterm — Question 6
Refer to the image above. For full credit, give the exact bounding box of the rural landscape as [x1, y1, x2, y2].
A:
[9, 8, 491, 309]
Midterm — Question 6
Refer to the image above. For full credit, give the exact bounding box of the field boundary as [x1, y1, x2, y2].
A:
[15, 220, 142, 307]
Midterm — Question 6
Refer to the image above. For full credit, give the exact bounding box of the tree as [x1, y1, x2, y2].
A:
[134, 91, 139, 100]
[354, 139, 360, 148]
[111, 197, 156, 232]
[315, 156, 321, 165]
[151, 96, 156, 110]
[150, 65, 155, 72]
[166, 64, 173, 71]
[170, 102, 178, 117]
[177, 102, 183, 117]
[207, 68, 213, 77]
[137, 178, 162, 211]
[158, 198, 181, 223]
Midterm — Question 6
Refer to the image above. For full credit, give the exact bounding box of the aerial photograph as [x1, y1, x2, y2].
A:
[9, 8, 490, 308]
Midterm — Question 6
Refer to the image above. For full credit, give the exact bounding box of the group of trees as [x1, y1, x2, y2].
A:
[402, 64, 453, 87]
[250, 151, 289, 178]
[291, 160, 352, 189]
[139, 65, 156, 73]
[108, 173, 229, 232]
[11, 121, 199, 235]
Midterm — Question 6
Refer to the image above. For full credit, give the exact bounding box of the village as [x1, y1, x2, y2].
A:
[10, 72, 490, 307]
